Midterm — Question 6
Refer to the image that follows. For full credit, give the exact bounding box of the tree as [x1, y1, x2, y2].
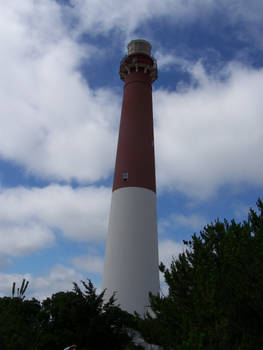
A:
[38, 279, 135, 350]
[0, 279, 138, 350]
[0, 295, 42, 349]
[12, 278, 29, 300]
[139, 199, 263, 350]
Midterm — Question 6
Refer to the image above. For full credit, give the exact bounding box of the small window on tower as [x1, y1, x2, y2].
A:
[122, 172, 128, 181]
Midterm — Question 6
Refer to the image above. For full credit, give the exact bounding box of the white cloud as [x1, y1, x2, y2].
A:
[71, 0, 172, 37]
[32, 264, 85, 300]
[0, 0, 262, 306]
[155, 63, 263, 198]
[0, 185, 111, 259]
[222, 0, 263, 45]
[158, 239, 186, 295]
[0, 272, 31, 298]
[0, 257, 12, 270]
[234, 202, 251, 219]
[174, 213, 206, 230]
[0, 264, 85, 300]
[72, 254, 104, 275]
[160, 213, 207, 234]
[0, 0, 262, 188]
[0, 0, 119, 183]
[159, 239, 185, 267]
[70, 0, 263, 46]
[0, 222, 55, 257]
[155, 51, 189, 71]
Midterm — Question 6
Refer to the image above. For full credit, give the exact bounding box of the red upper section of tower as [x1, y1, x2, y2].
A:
[112, 40, 157, 193]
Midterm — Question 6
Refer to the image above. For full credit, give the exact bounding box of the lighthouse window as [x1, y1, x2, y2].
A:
[122, 172, 128, 181]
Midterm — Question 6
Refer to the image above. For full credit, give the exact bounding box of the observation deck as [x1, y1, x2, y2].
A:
[120, 39, 158, 83]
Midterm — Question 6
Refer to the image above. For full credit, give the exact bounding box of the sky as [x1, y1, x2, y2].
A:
[0, 0, 263, 299]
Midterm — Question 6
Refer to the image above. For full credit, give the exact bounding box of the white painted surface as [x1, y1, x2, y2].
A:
[102, 187, 160, 314]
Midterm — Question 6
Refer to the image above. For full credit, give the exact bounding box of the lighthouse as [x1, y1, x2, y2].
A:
[102, 39, 159, 314]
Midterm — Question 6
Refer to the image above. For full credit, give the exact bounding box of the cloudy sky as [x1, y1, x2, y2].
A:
[0, 0, 263, 299]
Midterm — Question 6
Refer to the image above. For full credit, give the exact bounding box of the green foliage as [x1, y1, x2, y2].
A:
[0, 279, 136, 350]
[11, 278, 29, 300]
[2, 200, 263, 349]
[0, 296, 42, 349]
[39, 279, 134, 349]
[139, 199, 263, 350]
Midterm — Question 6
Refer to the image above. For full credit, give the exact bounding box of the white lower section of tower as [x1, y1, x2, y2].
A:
[102, 187, 160, 315]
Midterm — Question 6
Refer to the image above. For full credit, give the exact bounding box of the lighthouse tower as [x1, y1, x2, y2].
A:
[102, 39, 159, 314]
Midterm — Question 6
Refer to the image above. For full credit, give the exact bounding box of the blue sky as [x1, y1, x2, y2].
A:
[0, 0, 263, 298]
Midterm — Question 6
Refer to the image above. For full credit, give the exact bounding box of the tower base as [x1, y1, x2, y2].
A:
[102, 187, 160, 314]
